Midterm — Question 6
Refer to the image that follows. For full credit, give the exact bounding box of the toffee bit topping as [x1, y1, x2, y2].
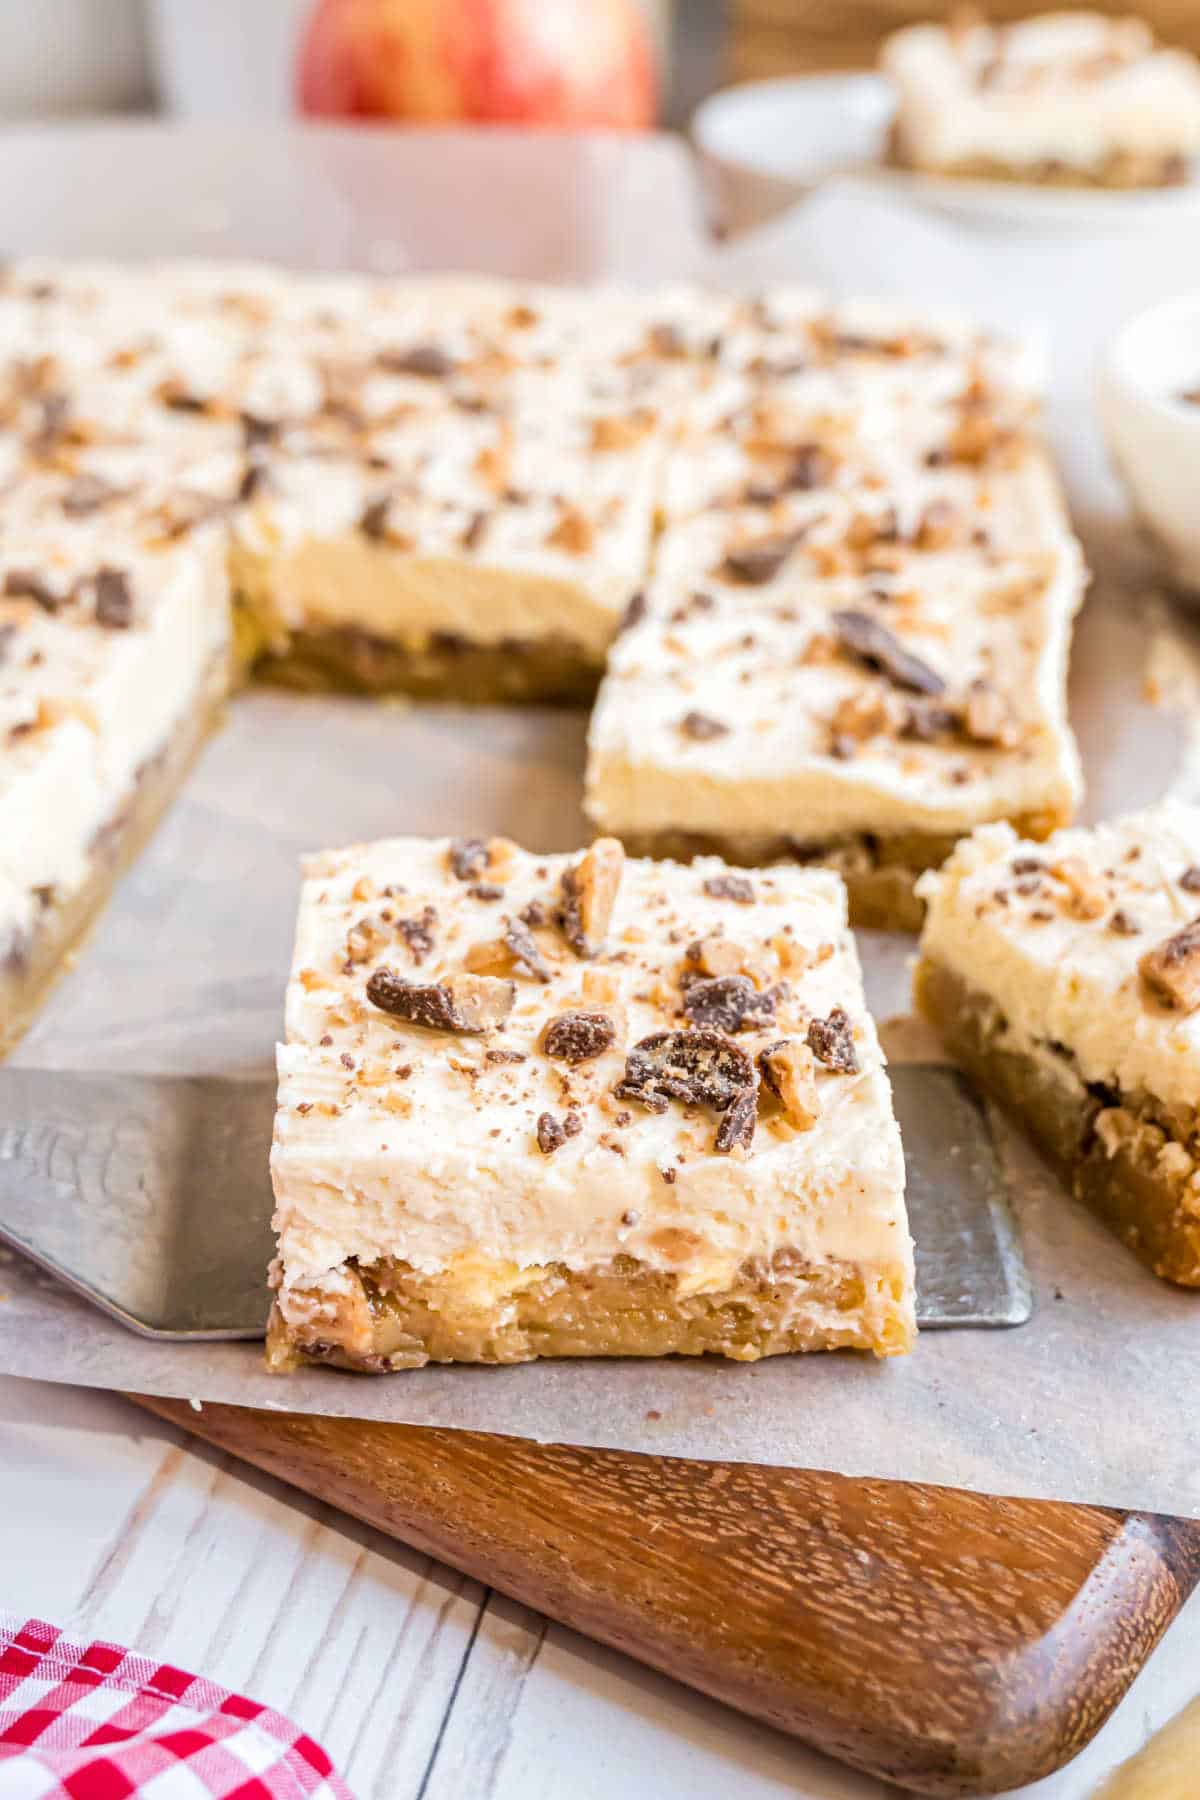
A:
[62, 472, 122, 517]
[714, 1085, 757, 1154]
[559, 837, 624, 959]
[1050, 856, 1106, 921]
[1181, 866, 1200, 894]
[366, 967, 515, 1033]
[345, 915, 388, 964]
[686, 935, 745, 978]
[520, 899, 549, 929]
[397, 905, 437, 964]
[238, 461, 270, 504]
[679, 710, 729, 742]
[806, 1007, 859, 1074]
[448, 837, 490, 881]
[563, 1108, 583, 1137]
[537, 1111, 567, 1155]
[703, 873, 755, 904]
[618, 589, 647, 634]
[615, 1029, 755, 1154]
[1108, 909, 1140, 936]
[963, 679, 1018, 747]
[683, 974, 776, 1034]
[3, 568, 61, 612]
[757, 1040, 820, 1130]
[1139, 917, 1200, 1014]
[377, 343, 455, 379]
[720, 531, 800, 586]
[469, 882, 504, 902]
[542, 1009, 616, 1065]
[92, 567, 134, 630]
[504, 915, 551, 982]
[485, 1048, 526, 1064]
[831, 610, 945, 696]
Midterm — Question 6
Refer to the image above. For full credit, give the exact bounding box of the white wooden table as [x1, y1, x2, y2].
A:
[3, 1374, 1197, 1799]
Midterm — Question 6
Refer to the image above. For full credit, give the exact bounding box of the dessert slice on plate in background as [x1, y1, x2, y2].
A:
[268, 833, 914, 1371]
[915, 800, 1200, 1286]
[882, 11, 1200, 189]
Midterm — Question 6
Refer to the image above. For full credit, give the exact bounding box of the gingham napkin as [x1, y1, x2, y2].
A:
[0, 1617, 354, 1799]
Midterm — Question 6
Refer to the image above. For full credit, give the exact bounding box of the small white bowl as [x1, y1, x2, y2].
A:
[1098, 296, 1200, 595]
[691, 73, 892, 235]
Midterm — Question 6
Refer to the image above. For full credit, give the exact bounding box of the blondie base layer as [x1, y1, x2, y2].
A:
[915, 802, 1200, 1287]
[882, 12, 1200, 189]
[268, 834, 914, 1370]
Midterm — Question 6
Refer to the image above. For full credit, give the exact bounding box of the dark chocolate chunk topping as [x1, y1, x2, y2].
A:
[504, 916, 551, 982]
[1108, 909, 1140, 936]
[618, 589, 647, 634]
[93, 567, 133, 629]
[366, 967, 514, 1033]
[703, 873, 755, 904]
[537, 1111, 567, 1154]
[720, 532, 800, 586]
[831, 610, 945, 696]
[615, 1028, 754, 1122]
[806, 1007, 859, 1073]
[679, 710, 729, 742]
[714, 1085, 757, 1153]
[682, 974, 776, 1034]
[62, 472, 122, 517]
[397, 905, 437, 964]
[1181, 866, 1200, 893]
[449, 837, 489, 880]
[542, 1010, 616, 1065]
[359, 496, 392, 541]
[377, 344, 455, 379]
[3, 569, 61, 612]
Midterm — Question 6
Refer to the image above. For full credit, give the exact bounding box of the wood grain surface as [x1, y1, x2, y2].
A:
[133, 1397, 1200, 1799]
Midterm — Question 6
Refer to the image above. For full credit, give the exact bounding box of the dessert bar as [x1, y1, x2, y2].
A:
[268, 833, 914, 1369]
[915, 802, 1200, 1285]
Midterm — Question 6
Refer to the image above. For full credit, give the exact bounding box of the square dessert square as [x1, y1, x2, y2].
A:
[882, 12, 1200, 189]
[915, 801, 1200, 1286]
[586, 451, 1084, 929]
[268, 833, 914, 1370]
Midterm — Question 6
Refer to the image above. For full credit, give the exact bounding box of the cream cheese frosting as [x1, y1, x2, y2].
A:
[917, 801, 1200, 1113]
[270, 836, 912, 1330]
[883, 12, 1200, 174]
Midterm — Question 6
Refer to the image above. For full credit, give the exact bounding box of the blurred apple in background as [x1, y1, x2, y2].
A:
[296, 0, 658, 129]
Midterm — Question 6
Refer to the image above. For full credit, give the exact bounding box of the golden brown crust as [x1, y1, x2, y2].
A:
[266, 1247, 916, 1371]
[915, 954, 1200, 1287]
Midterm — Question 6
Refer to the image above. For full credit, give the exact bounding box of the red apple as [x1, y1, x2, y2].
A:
[296, 0, 657, 130]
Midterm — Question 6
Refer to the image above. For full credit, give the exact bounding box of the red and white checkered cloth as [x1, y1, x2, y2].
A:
[0, 1617, 354, 1800]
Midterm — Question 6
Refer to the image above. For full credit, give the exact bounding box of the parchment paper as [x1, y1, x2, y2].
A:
[1, 135, 1198, 1510]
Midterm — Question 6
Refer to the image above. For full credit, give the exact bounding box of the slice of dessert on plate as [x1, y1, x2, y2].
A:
[267, 833, 914, 1370]
[882, 11, 1200, 189]
[915, 800, 1200, 1285]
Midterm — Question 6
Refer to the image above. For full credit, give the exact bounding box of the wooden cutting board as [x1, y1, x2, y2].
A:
[134, 1397, 1200, 1799]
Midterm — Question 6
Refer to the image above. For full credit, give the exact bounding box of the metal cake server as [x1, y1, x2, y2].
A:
[0, 1063, 1031, 1340]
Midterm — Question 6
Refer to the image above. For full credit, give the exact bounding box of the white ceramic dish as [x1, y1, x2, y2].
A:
[1098, 294, 1200, 596]
[692, 71, 1200, 236]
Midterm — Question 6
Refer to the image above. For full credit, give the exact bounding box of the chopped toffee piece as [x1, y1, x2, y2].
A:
[366, 967, 515, 1033]
[91, 567, 134, 630]
[541, 1009, 616, 1064]
[757, 1039, 820, 1130]
[679, 710, 729, 741]
[559, 837, 624, 959]
[682, 974, 775, 1033]
[806, 1007, 859, 1073]
[537, 1111, 567, 1154]
[615, 1027, 754, 1118]
[504, 915, 552, 982]
[449, 837, 490, 881]
[720, 532, 799, 586]
[1140, 917, 1200, 1013]
[714, 1085, 757, 1153]
[703, 874, 755, 903]
[1181, 866, 1200, 893]
[378, 343, 455, 379]
[397, 906, 437, 963]
[831, 610, 946, 696]
[4, 568, 62, 611]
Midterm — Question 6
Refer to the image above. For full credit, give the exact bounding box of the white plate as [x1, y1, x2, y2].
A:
[693, 71, 1200, 235]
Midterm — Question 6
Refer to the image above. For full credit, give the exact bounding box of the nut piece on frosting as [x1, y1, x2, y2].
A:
[269, 833, 914, 1371]
[1139, 917, 1200, 1013]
